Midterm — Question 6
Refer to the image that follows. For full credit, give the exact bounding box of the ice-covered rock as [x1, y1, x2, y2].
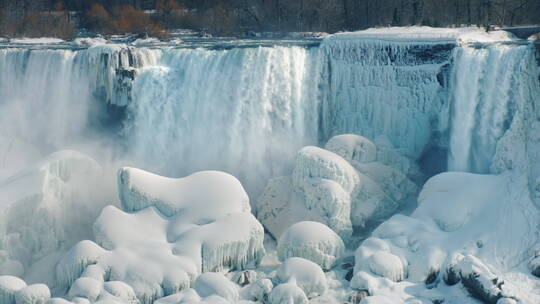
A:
[56, 240, 108, 289]
[241, 278, 273, 302]
[154, 289, 200, 304]
[267, 279, 308, 304]
[193, 273, 238, 302]
[15, 284, 50, 304]
[257, 146, 356, 240]
[325, 134, 377, 164]
[354, 238, 407, 282]
[258, 135, 418, 241]
[0, 276, 27, 304]
[45, 298, 72, 304]
[67, 278, 102, 302]
[277, 221, 344, 270]
[276, 257, 327, 298]
[57, 168, 265, 304]
[0, 151, 112, 280]
[100, 281, 138, 304]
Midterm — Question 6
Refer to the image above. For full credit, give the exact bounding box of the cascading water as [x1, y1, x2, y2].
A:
[125, 46, 322, 194]
[448, 44, 536, 173]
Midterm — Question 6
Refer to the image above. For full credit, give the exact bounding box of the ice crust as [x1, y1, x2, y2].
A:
[57, 168, 265, 304]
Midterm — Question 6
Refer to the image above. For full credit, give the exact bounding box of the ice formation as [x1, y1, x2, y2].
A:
[257, 134, 418, 240]
[277, 221, 344, 270]
[193, 273, 238, 302]
[56, 168, 265, 304]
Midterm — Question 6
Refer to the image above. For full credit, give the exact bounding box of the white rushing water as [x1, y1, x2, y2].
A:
[448, 44, 535, 173]
[126, 46, 322, 194]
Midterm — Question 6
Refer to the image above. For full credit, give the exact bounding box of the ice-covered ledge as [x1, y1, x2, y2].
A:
[325, 26, 518, 44]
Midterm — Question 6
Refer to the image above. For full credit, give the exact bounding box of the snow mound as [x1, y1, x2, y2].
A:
[154, 288, 231, 304]
[57, 168, 265, 304]
[354, 238, 406, 282]
[351, 172, 540, 303]
[193, 273, 238, 302]
[277, 221, 344, 270]
[0, 151, 111, 281]
[0, 275, 27, 304]
[268, 280, 308, 304]
[276, 257, 327, 298]
[15, 284, 50, 304]
[118, 167, 250, 217]
[257, 135, 418, 241]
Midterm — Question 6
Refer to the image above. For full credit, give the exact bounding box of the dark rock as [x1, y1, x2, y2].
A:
[461, 273, 502, 304]
[345, 269, 354, 281]
[232, 270, 258, 287]
[348, 290, 370, 304]
[425, 269, 439, 288]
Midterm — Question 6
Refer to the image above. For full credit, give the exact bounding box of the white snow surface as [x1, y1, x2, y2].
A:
[277, 221, 344, 270]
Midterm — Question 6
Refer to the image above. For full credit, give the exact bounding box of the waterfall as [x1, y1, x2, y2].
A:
[125, 46, 322, 194]
[448, 44, 534, 173]
[1, 37, 539, 194]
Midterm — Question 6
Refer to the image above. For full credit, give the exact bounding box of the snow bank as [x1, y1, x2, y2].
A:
[257, 134, 418, 241]
[277, 221, 344, 270]
[276, 257, 327, 298]
[57, 168, 265, 304]
[351, 172, 540, 303]
[0, 151, 112, 281]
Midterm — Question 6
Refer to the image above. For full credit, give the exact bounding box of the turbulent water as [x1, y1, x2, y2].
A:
[0, 38, 538, 193]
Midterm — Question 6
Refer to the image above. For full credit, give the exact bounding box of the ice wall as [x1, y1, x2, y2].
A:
[318, 36, 453, 159]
